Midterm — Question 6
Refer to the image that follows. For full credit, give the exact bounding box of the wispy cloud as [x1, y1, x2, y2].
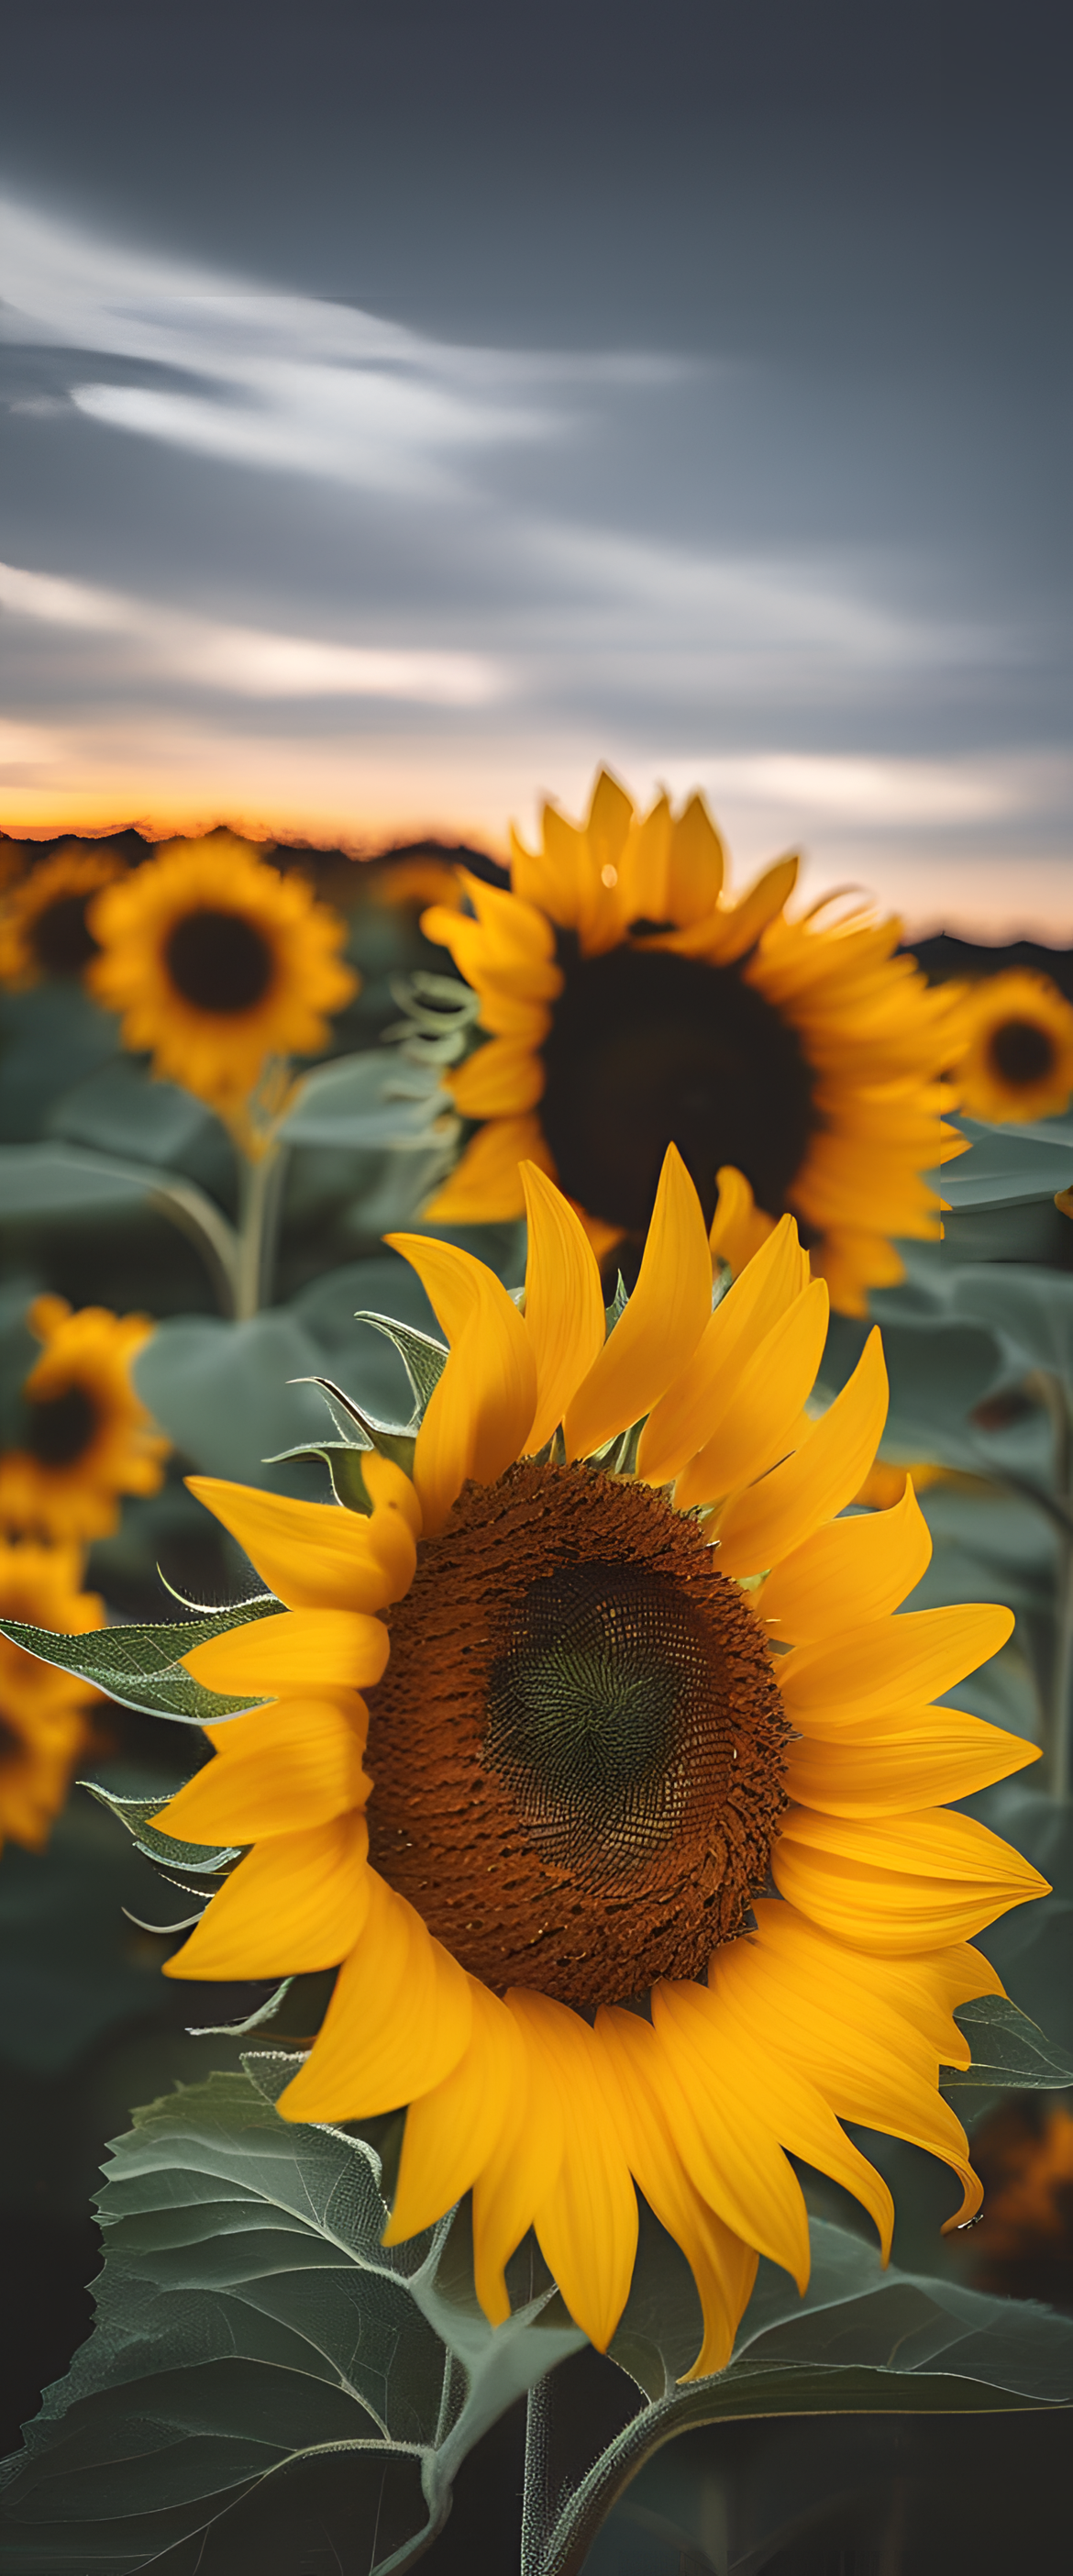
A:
[0, 561, 504, 704]
[0, 194, 679, 496]
[1, 190, 1067, 924]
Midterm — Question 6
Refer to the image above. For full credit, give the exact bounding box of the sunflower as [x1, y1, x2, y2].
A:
[0, 842, 126, 988]
[417, 769, 962, 1316]
[86, 835, 357, 1119]
[946, 969, 1073, 1125]
[0, 1538, 105, 1853]
[968, 2102, 1073, 2305]
[152, 1148, 1045, 2372]
[0, 1296, 169, 1544]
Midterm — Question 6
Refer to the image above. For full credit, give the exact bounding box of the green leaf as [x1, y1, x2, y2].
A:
[47, 1057, 223, 1173]
[935, 1118, 1073, 1208]
[0, 2059, 584, 2573]
[520, 2217, 1073, 2576]
[135, 1310, 346, 1492]
[279, 1045, 459, 1149]
[354, 1311, 448, 1414]
[0, 1600, 277, 1724]
[945, 1994, 1073, 2094]
[0, 1143, 238, 1314]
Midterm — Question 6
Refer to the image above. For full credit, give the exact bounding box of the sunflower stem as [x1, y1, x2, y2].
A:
[234, 1139, 287, 1319]
[1035, 1371, 1073, 1801]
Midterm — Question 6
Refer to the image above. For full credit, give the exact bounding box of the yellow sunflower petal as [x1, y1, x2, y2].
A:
[388, 1235, 537, 1533]
[708, 1165, 778, 1274]
[447, 1035, 546, 1117]
[422, 1115, 548, 1224]
[612, 794, 672, 931]
[748, 1900, 1005, 2047]
[507, 1990, 639, 2352]
[665, 794, 725, 924]
[774, 1804, 1050, 1951]
[509, 808, 595, 935]
[715, 1906, 982, 2223]
[658, 1978, 894, 2263]
[713, 1327, 889, 1576]
[383, 1978, 523, 2245]
[594, 2005, 758, 2378]
[784, 1705, 1038, 1816]
[455, 870, 560, 973]
[278, 1869, 472, 2121]
[184, 1476, 409, 1613]
[647, 1986, 812, 2286]
[778, 1603, 1015, 1724]
[521, 1162, 606, 1453]
[154, 1697, 371, 1845]
[672, 1278, 829, 1510]
[646, 856, 799, 964]
[563, 1145, 713, 1461]
[758, 1477, 933, 1641]
[183, 1606, 390, 1695]
[470, 2026, 567, 2327]
[637, 1213, 809, 1487]
[164, 1811, 371, 1979]
[360, 1449, 424, 1537]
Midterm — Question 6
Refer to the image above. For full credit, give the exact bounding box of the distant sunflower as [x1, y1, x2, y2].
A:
[0, 1538, 104, 1853]
[419, 769, 961, 1316]
[948, 969, 1073, 1124]
[154, 1148, 1045, 2372]
[968, 2102, 1073, 2307]
[0, 843, 125, 988]
[0, 1296, 169, 1544]
[87, 836, 357, 1118]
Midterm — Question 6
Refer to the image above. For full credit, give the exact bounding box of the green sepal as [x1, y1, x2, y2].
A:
[354, 1309, 448, 1414]
[604, 1273, 629, 1335]
[185, 1979, 294, 2037]
[263, 1438, 376, 1512]
[0, 1598, 279, 1724]
[79, 1780, 238, 1877]
[290, 1370, 418, 1478]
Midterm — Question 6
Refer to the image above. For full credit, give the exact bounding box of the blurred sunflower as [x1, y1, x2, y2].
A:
[948, 969, 1073, 1124]
[0, 1295, 169, 1543]
[87, 835, 357, 1119]
[154, 1149, 1045, 2372]
[0, 843, 125, 988]
[419, 770, 961, 1316]
[0, 1538, 105, 1853]
[968, 2102, 1073, 2308]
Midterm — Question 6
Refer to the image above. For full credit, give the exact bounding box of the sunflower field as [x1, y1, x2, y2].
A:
[2, 783, 1073, 2573]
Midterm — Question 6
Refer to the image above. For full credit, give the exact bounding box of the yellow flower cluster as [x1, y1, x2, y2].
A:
[0, 1296, 170, 1857]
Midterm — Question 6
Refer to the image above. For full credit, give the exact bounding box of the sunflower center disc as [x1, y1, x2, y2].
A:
[538, 942, 816, 1234]
[164, 909, 274, 1014]
[25, 1383, 98, 1468]
[364, 1460, 789, 2005]
[32, 894, 100, 976]
[990, 1018, 1055, 1087]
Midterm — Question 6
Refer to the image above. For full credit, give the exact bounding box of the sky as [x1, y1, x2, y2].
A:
[1, 0, 1069, 934]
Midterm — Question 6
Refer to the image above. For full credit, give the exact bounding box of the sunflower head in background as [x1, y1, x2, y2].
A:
[947, 968, 1073, 1125]
[0, 1538, 105, 1854]
[418, 769, 963, 1317]
[86, 835, 358, 1126]
[0, 843, 127, 989]
[0, 1296, 170, 1544]
[966, 2099, 1073, 2310]
[153, 1148, 1045, 2373]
